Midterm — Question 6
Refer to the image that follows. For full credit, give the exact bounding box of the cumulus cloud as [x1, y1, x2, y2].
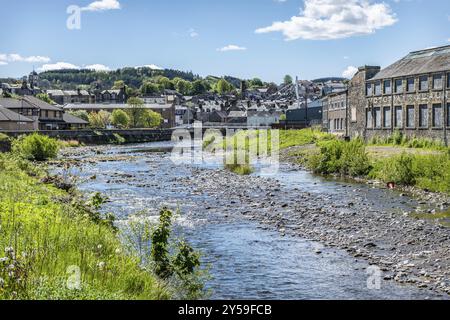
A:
[217, 45, 247, 52]
[256, 0, 397, 40]
[342, 66, 358, 78]
[85, 64, 111, 71]
[189, 28, 199, 38]
[0, 53, 51, 65]
[37, 62, 80, 72]
[82, 0, 121, 12]
[38, 62, 113, 72]
[0, 61, 7, 66]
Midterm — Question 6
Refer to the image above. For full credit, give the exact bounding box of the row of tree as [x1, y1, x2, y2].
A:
[69, 98, 163, 129]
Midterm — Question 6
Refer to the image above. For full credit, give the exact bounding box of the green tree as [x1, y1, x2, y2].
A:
[112, 80, 126, 89]
[68, 110, 89, 122]
[36, 93, 55, 104]
[175, 79, 193, 96]
[284, 75, 293, 85]
[140, 82, 160, 96]
[215, 79, 234, 95]
[250, 78, 263, 87]
[191, 80, 209, 95]
[156, 76, 173, 90]
[140, 110, 163, 128]
[127, 97, 146, 128]
[88, 110, 111, 129]
[111, 109, 130, 128]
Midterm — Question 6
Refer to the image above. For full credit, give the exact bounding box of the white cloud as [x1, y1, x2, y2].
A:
[0, 53, 51, 64]
[342, 66, 358, 78]
[85, 64, 111, 71]
[189, 28, 199, 38]
[38, 62, 80, 72]
[217, 45, 247, 52]
[82, 0, 121, 12]
[256, 0, 397, 40]
[142, 64, 164, 70]
[0, 61, 7, 66]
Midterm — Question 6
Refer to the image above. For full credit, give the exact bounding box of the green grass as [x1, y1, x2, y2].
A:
[368, 130, 448, 151]
[0, 153, 170, 300]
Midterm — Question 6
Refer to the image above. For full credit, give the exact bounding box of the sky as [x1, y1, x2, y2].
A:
[0, 0, 450, 83]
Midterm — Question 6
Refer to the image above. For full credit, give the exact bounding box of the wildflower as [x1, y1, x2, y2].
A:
[97, 261, 106, 270]
[115, 248, 122, 255]
[0, 257, 8, 263]
[97, 245, 103, 250]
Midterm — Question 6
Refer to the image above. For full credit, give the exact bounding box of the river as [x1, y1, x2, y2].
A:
[56, 141, 446, 300]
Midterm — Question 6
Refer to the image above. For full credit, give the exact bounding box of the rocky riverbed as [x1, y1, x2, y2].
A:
[55, 143, 450, 298]
[176, 166, 450, 296]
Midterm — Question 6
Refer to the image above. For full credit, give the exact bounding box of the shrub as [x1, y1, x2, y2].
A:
[370, 152, 415, 185]
[111, 109, 130, 129]
[12, 133, 59, 161]
[308, 139, 371, 177]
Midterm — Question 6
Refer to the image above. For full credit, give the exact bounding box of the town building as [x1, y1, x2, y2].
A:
[322, 90, 348, 136]
[47, 89, 94, 105]
[348, 45, 450, 142]
[0, 96, 88, 131]
[0, 104, 34, 131]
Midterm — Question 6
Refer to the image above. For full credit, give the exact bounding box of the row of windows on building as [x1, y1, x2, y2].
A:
[327, 100, 347, 111]
[366, 73, 450, 96]
[331, 118, 345, 131]
[366, 103, 450, 129]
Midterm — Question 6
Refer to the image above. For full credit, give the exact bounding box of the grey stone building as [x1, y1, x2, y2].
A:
[322, 90, 348, 136]
[348, 45, 450, 142]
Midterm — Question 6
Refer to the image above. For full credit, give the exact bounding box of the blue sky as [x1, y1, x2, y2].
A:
[0, 0, 449, 83]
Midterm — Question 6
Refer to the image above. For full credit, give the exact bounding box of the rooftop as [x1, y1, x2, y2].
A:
[370, 45, 450, 81]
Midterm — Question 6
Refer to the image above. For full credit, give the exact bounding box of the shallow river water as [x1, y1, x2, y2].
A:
[59, 141, 444, 300]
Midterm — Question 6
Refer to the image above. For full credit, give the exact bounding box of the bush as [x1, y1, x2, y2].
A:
[370, 152, 415, 185]
[111, 109, 130, 129]
[308, 139, 371, 177]
[12, 133, 60, 161]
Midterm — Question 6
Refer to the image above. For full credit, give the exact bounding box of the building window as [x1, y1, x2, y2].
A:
[395, 106, 403, 128]
[419, 76, 429, 91]
[366, 109, 373, 128]
[407, 105, 415, 128]
[447, 103, 450, 126]
[432, 104, 442, 127]
[433, 74, 443, 90]
[366, 83, 373, 96]
[383, 107, 391, 128]
[374, 81, 382, 96]
[447, 73, 450, 89]
[419, 104, 428, 128]
[374, 107, 381, 128]
[383, 80, 392, 94]
[407, 78, 415, 92]
[341, 118, 344, 131]
[395, 79, 403, 94]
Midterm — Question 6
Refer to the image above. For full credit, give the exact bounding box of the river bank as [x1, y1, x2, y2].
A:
[55, 142, 450, 299]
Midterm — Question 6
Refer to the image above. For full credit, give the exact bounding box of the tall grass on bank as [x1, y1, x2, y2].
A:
[306, 136, 450, 194]
[0, 154, 170, 300]
[370, 152, 450, 193]
[307, 139, 371, 177]
[368, 130, 447, 150]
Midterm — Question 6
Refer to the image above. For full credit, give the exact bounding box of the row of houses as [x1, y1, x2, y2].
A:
[323, 45, 450, 142]
[0, 96, 88, 131]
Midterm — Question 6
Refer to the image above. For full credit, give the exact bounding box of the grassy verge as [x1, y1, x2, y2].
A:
[304, 137, 450, 194]
[0, 153, 169, 300]
[0, 134, 205, 300]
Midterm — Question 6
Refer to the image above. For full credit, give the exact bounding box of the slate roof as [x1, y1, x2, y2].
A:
[62, 113, 89, 124]
[0, 97, 38, 110]
[23, 96, 63, 111]
[370, 45, 450, 81]
[64, 103, 173, 110]
[0, 105, 33, 122]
